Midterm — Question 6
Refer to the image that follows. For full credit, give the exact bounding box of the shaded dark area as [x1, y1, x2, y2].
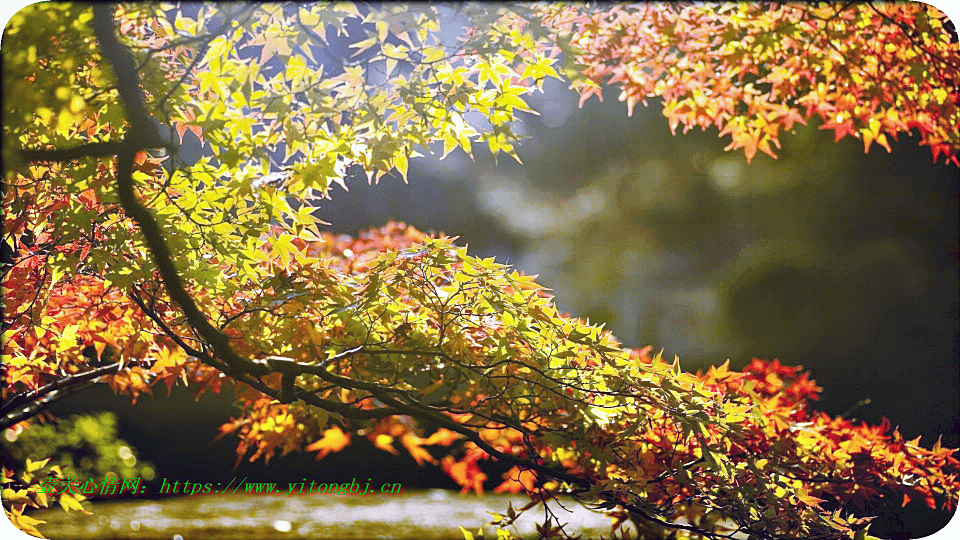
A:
[470, 94, 960, 538]
[43, 384, 506, 496]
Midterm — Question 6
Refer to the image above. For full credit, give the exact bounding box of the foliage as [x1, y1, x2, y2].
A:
[542, 3, 960, 164]
[1, 457, 88, 537]
[2, 3, 958, 539]
[1, 411, 154, 536]
[2, 412, 155, 488]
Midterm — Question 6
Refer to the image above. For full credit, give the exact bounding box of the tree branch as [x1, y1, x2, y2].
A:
[0, 363, 122, 429]
[90, 4, 268, 377]
[127, 288, 392, 420]
[19, 141, 125, 163]
[0, 383, 100, 432]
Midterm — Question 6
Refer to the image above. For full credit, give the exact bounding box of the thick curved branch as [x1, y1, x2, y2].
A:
[242, 347, 734, 539]
[90, 5, 268, 377]
[89, 6, 165, 147]
[77, 8, 770, 539]
[126, 288, 391, 421]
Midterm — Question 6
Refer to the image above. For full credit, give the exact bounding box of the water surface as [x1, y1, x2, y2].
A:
[33, 489, 629, 539]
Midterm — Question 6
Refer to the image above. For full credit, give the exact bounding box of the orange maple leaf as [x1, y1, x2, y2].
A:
[305, 426, 351, 459]
[493, 466, 538, 493]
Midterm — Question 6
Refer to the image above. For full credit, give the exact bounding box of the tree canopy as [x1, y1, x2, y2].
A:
[2, 3, 958, 539]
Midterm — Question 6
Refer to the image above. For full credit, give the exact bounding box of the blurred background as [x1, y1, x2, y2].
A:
[8, 75, 958, 538]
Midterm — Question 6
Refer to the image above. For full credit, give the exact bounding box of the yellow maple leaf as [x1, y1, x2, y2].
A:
[305, 426, 351, 459]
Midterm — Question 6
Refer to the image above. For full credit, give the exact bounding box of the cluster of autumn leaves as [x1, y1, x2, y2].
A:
[3, 2, 960, 539]
[541, 3, 960, 164]
[9, 213, 958, 538]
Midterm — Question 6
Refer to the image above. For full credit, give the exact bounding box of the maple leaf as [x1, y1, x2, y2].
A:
[373, 434, 400, 455]
[9, 511, 46, 537]
[442, 455, 488, 495]
[149, 347, 188, 393]
[422, 428, 461, 446]
[6, 4, 959, 539]
[820, 113, 858, 142]
[400, 434, 437, 466]
[493, 466, 538, 493]
[174, 122, 203, 145]
[305, 426, 351, 460]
